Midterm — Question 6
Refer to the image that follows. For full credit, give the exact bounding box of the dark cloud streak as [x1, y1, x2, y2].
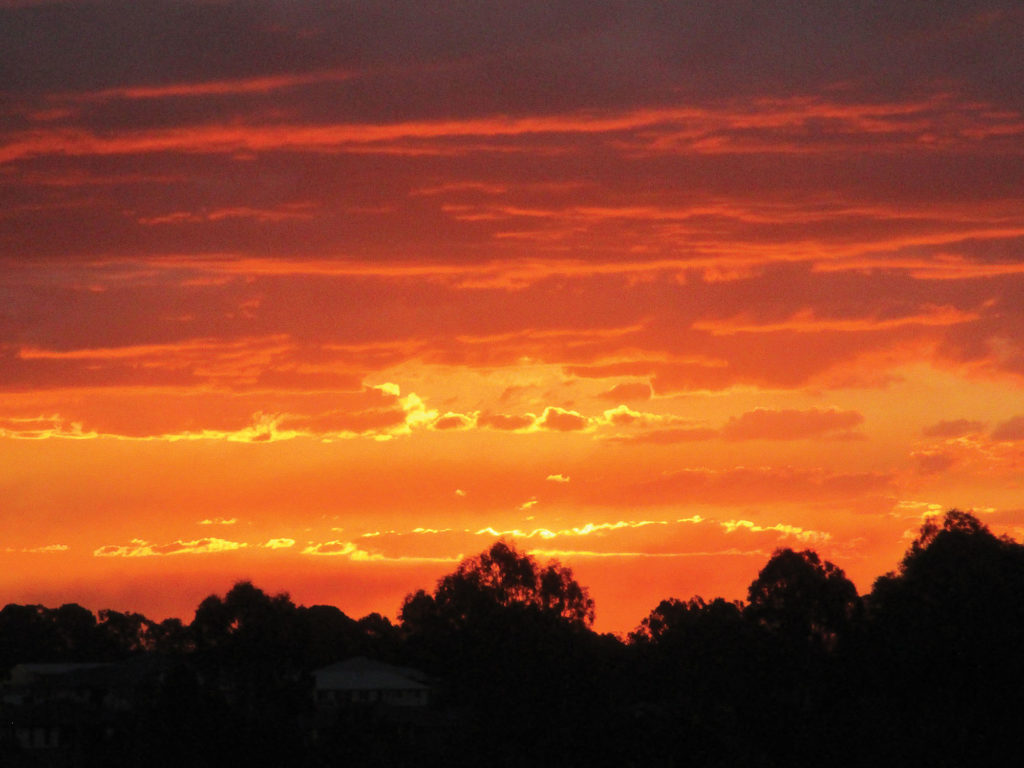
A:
[3, 1, 1021, 109]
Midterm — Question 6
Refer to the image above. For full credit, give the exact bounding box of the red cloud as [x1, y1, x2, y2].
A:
[597, 381, 653, 401]
[93, 538, 246, 557]
[476, 412, 535, 431]
[278, 408, 407, 435]
[74, 70, 356, 102]
[607, 427, 719, 445]
[913, 451, 959, 474]
[432, 413, 474, 430]
[609, 466, 893, 507]
[922, 419, 986, 438]
[537, 407, 588, 432]
[992, 416, 1024, 442]
[0, 386, 404, 441]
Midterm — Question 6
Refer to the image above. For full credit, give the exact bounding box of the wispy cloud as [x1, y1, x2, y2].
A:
[261, 538, 296, 549]
[472, 519, 695, 540]
[65, 69, 358, 103]
[93, 538, 247, 557]
[721, 408, 864, 440]
[301, 539, 460, 563]
[694, 306, 980, 335]
[527, 548, 765, 559]
[720, 519, 832, 544]
[4, 96, 1019, 165]
[5, 544, 69, 554]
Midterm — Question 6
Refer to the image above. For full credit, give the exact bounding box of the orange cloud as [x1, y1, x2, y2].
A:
[93, 538, 247, 557]
[476, 412, 536, 431]
[596, 381, 652, 401]
[0, 2, 1021, 639]
[300, 539, 460, 563]
[607, 427, 719, 445]
[431, 412, 475, 431]
[472, 519, 688, 541]
[536, 406, 588, 432]
[301, 540, 376, 559]
[693, 306, 980, 335]
[16, 335, 290, 362]
[0, 415, 95, 440]
[721, 408, 864, 440]
[5, 544, 69, 554]
[992, 416, 1024, 441]
[261, 538, 296, 549]
[598, 405, 660, 427]
[0, 382, 417, 443]
[818, 256, 1024, 281]
[12, 335, 303, 392]
[138, 203, 317, 225]
[921, 419, 986, 438]
[720, 519, 832, 544]
[618, 466, 894, 506]
[68, 69, 357, 102]
[912, 450, 959, 475]
[278, 408, 408, 436]
[4, 95, 1019, 166]
[413, 181, 509, 196]
[525, 548, 764, 560]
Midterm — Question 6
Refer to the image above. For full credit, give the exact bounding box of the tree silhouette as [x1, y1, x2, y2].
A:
[149, 617, 191, 655]
[5, 520, 1024, 767]
[401, 539, 595, 631]
[737, 549, 862, 765]
[745, 548, 859, 652]
[859, 509, 1024, 764]
[628, 596, 761, 765]
[97, 609, 155, 656]
[192, 581, 299, 656]
[631, 595, 743, 646]
[0, 604, 56, 670]
[185, 582, 310, 764]
[191, 581, 304, 708]
[293, 604, 360, 668]
[51, 603, 102, 660]
[870, 508, 1024, 644]
[398, 541, 603, 764]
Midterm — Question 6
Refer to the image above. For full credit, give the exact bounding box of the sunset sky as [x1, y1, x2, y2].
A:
[2, 0, 1023, 633]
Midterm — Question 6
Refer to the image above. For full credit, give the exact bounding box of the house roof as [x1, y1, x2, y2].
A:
[8, 663, 116, 685]
[7, 658, 164, 688]
[11, 663, 113, 675]
[313, 657, 430, 692]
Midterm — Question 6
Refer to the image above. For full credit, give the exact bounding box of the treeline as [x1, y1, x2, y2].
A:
[0, 586, 397, 673]
[2, 508, 1024, 767]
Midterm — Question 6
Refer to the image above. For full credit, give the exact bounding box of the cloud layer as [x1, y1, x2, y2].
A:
[2, 0, 1023, 633]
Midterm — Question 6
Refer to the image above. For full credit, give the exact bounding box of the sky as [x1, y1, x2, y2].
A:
[2, 0, 1023, 634]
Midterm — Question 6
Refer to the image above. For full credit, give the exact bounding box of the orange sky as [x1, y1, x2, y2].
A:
[2, 1, 1024, 633]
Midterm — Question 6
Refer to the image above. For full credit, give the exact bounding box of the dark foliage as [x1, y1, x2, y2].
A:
[2, 511, 1022, 767]
[851, 509, 1024, 765]
[401, 539, 595, 631]
[397, 541, 613, 765]
[745, 547, 861, 652]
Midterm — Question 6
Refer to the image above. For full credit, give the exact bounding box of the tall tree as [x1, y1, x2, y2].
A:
[191, 581, 302, 698]
[399, 541, 604, 764]
[401, 539, 595, 631]
[745, 548, 860, 652]
[858, 510, 1024, 765]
